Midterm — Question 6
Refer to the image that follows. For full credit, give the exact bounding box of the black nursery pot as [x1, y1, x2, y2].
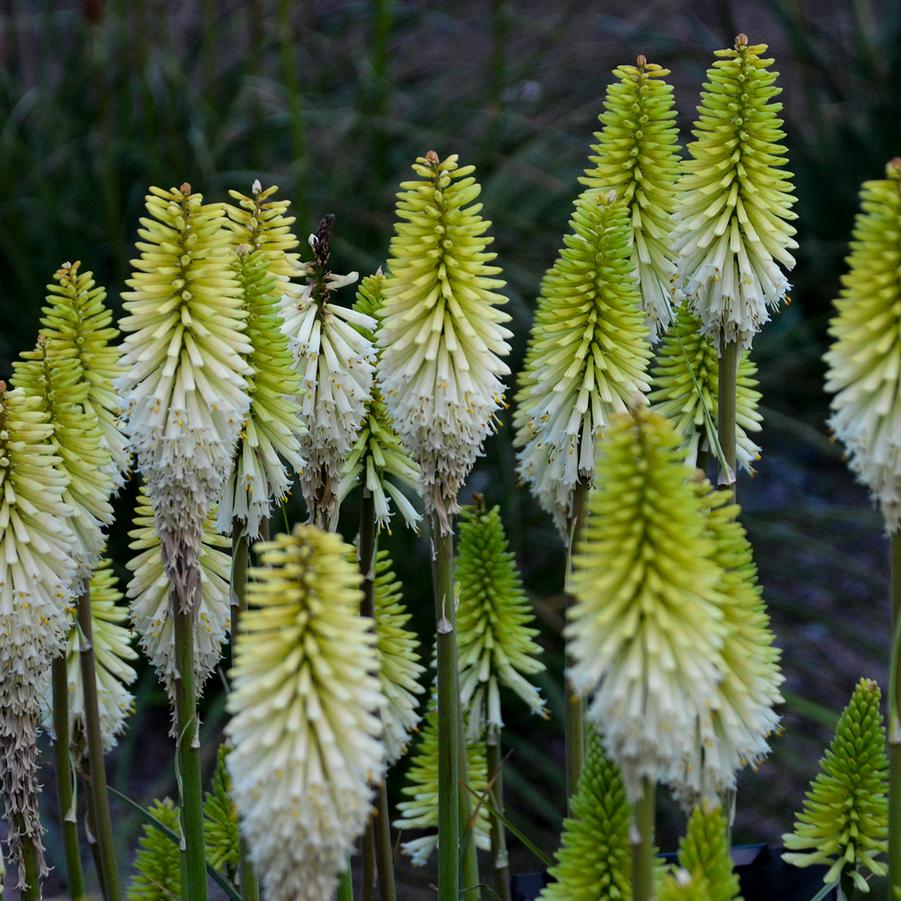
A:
[509, 845, 837, 901]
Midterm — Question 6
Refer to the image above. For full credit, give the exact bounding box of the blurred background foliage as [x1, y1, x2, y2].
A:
[1, 0, 900, 895]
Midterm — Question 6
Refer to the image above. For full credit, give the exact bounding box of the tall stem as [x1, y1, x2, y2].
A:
[563, 479, 590, 804]
[82, 775, 105, 898]
[337, 865, 355, 901]
[430, 512, 461, 900]
[172, 597, 207, 901]
[357, 493, 398, 901]
[458, 720, 480, 900]
[51, 654, 86, 899]
[888, 531, 901, 893]
[717, 339, 739, 489]
[77, 583, 122, 900]
[631, 779, 656, 901]
[486, 725, 511, 901]
[15, 814, 41, 901]
[230, 525, 260, 901]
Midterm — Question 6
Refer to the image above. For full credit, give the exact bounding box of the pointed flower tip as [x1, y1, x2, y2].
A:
[636, 53, 647, 67]
[735, 32, 749, 47]
[251, 177, 262, 195]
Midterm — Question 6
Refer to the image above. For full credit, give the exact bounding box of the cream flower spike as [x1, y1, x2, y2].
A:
[12, 336, 114, 579]
[338, 272, 422, 531]
[216, 244, 305, 539]
[0, 382, 77, 884]
[42, 261, 130, 483]
[378, 151, 512, 534]
[567, 406, 726, 797]
[51, 558, 137, 754]
[127, 486, 230, 706]
[675, 35, 798, 349]
[580, 56, 683, 340]
[279, 215, 375, 530]
[118, 183, 251, 609]
[226, 525, 384, 901]
[825, 159, 901, 532]
[513, 190, 652, 533]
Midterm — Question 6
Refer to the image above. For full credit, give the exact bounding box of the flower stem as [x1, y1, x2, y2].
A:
[486, 725, 511, 901]
[430, 511, 461, 901]
[77, 582, 122, 901]
[631, 779, 656, 901]
[172, 595, 207, 901]
[458, 720, 480, 900]
[889, 531, 901, 894]
[51, 654, 86, 900]
[357, 493, 398, 901]
[563, 479, 590, 804]
[338, 865, 355, 901]
[230, 525, 259, 901]
[15, 813, 41, 901]
[717, 339, 739, 489]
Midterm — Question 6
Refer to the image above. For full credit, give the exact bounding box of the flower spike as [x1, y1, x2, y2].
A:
[675, 35, 798, 349]
[566, 406, 725, 796]
[825, 160, 901, 532]
[226, 525, 384, 901]
[513, 190, 652, 533]
[783, 678, 888, 893]
[279, 214, 375, 529]
[126, 798, 182, 901]
[580, 56, 683, 339]
[378, 152, 512, 533]
[455, 500, 545, 737]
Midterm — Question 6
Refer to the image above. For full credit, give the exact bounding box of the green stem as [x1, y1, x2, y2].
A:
[717, 339, 739, 490]
[77, 584, 122, 900]
[230, 525, 259, 901]
[51, 654, 87, 900]
[486, 725, 511, 901]
[889, 531, 901, 894]
[458, 720, 480, 900]
[337, 866, 355, 901]
[172, 596, 208, 901]
[362, 820, 377, 901]
[563, 479, 590, 805]
[430, 512, 461, 901]
[373, 781, 397, 901]
[15, 814, 41, 901]
[631, 779, 656, 901]
[82, 774, 106, 899]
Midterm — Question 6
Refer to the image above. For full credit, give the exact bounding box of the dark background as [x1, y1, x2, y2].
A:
[1, 1, 899, 896]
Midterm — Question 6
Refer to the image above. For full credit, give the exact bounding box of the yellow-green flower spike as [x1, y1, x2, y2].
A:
[126, 798, 182, 901]
[393, 696, 490, 865]
[12, 336, 114, 578]
[119, 183, 251, 610]
[825, 160, 901, 532]
[204, 745, 240, 878]
[580, 56, 682, 340]
[671, 482, 782, 802]
[279, 215, 375, 530]
[539, 729, 631, 901]
[226, 525, 384, 901]
[378, 151, 512, 534]
[372, 549, 426, 765]
[216, 246, 305, 539]
[339, 273, 422, 531]
[0, 382, 77, 884]
[127, 486, 230, 707]
[567, 407, 725, 797]
[658, 801, 741, 901]
[41, 261, 130, 482]
[52, 558, 137, 755]
[650, 306, 762, 473]
[513, 191, 653, 534]
[455, 500, 545, 737]
[783, 678, 889, 893]
[675, 34, 798, 350]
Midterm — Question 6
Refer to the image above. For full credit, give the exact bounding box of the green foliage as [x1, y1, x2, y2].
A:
[126, 798, 181, 901]
[455, 500, 545, 737]
[539, 729, 631, 900]
[783, 677, 889, 893]
[204, 745, 240, 878]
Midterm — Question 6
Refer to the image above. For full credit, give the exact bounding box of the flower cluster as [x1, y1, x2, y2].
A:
[513, 191, 652, 533]
[378, 152, 512, 533]
[226, 525, 383, 901]
[118, 184, 250, 609]
[580, 57, 682, 339]
[825, 160, 901, 531]
[675, 35, 798, 349]
[455, 501, 545, 737]
[279, 215, 375, 529]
